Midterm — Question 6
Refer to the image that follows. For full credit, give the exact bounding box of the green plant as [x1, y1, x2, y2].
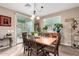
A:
[43, 25, 48, 30]
[31, 31, 38, 36]
[54, 24, 63, 32]
[31, 32, 35, 35]
[37, 27, 41, 35]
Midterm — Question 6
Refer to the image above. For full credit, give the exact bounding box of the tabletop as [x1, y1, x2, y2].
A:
[35, 37, 57, 45]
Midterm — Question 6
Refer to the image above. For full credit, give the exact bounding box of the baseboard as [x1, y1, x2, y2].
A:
[16, 42, 23, 45]
[60, 43, 71, 46]
[0, 45, 10, 49]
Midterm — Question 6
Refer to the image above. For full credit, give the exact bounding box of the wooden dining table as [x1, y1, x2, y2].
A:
[35, 36, 58, 46]
[27, 36, 58, 56]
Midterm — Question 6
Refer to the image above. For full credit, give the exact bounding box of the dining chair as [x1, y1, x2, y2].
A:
[22, 32, 31, 55]
[43, 33, 51, 37]
[29, 39, 44, 56]
[43, 33, 61, 56]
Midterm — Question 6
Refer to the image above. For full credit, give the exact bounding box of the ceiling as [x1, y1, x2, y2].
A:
[0, 3, 79, 17]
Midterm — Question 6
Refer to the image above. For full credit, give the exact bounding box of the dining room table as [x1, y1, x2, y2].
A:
[35, 36, 58, 46]
[27, 35, 58, 56]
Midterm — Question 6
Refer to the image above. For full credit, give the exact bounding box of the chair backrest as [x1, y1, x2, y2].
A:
[29, 39, 37, 48]
[43, 32, 58, 38]
[52, 33, 58, 38]
[22, 32, 27, 39]
[43, 33, 52, 37]
[22, 32, 29, 46]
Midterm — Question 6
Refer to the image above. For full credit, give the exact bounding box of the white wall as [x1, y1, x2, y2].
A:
[0, 6, 16, 46]
[41, 7, 79, 46]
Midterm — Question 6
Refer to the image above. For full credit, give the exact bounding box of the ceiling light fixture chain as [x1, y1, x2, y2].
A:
[31, 3, 45, 20]
[33, 3, 45, 15]
[33, 3, 36, 15]
[35, 4, 44, 12]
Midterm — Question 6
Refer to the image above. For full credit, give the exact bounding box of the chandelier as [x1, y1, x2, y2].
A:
[30, 3, 44, 20]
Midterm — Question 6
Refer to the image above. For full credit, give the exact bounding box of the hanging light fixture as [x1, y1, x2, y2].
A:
[31, 9, 36, 20]
[36, 16, 40, 20]
[30, 3, 44, 20]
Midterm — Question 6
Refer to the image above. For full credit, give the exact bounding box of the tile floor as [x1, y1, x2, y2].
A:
[0, 44, 79, 56]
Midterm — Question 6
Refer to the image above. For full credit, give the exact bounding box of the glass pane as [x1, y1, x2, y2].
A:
[44, 16, 61, 26]
[26, 21, 34, 32]
[43, 16, 62, 32]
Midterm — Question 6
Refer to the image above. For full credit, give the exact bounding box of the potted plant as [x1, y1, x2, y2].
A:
[43, 25, 48, 32]
[31, 31, 38, 37]
[53, 24, 63, 33]
[36, 26, 42, 35]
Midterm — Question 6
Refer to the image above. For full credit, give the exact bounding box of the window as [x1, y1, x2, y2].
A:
[43, 16, 61, 32]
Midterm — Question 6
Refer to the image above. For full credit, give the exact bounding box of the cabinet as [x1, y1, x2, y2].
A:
[0, 34, 12, 49]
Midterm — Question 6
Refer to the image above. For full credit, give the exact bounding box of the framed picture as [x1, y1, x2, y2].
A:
[0, 15, 11, 26]
[65, 18, 74, 22]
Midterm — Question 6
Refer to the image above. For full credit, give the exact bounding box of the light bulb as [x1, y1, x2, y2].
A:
[43, 19, 46, 21]
[31, 15, 35, 20]
[32, 15, 35, 18]
[30, 17, 34, 20]
[36, 16, 40, 20]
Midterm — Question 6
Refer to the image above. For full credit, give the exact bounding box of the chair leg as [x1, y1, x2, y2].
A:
[28, 50, 29, 56]
[45, 51, 49, 56]
[42, 50, 45, 56]
[54, 53, 56, 56]
[28, 48, 31, 56]
[36, 50, 38, 56]
[54, 50, 59, 56]
[54, 51, 57, 56]
[29, 49, 33, 56]
[24, 48, 25, 54]
[57, 51, 59, 56]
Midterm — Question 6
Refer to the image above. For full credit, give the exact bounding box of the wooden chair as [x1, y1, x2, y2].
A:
[43, 32, 58, 38]
[22, 32, 31, 55]
[43, 33, 61, 56]
[29, 39, 44, 56]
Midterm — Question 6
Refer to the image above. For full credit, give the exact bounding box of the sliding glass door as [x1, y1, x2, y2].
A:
[16, 14, 34, 44]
